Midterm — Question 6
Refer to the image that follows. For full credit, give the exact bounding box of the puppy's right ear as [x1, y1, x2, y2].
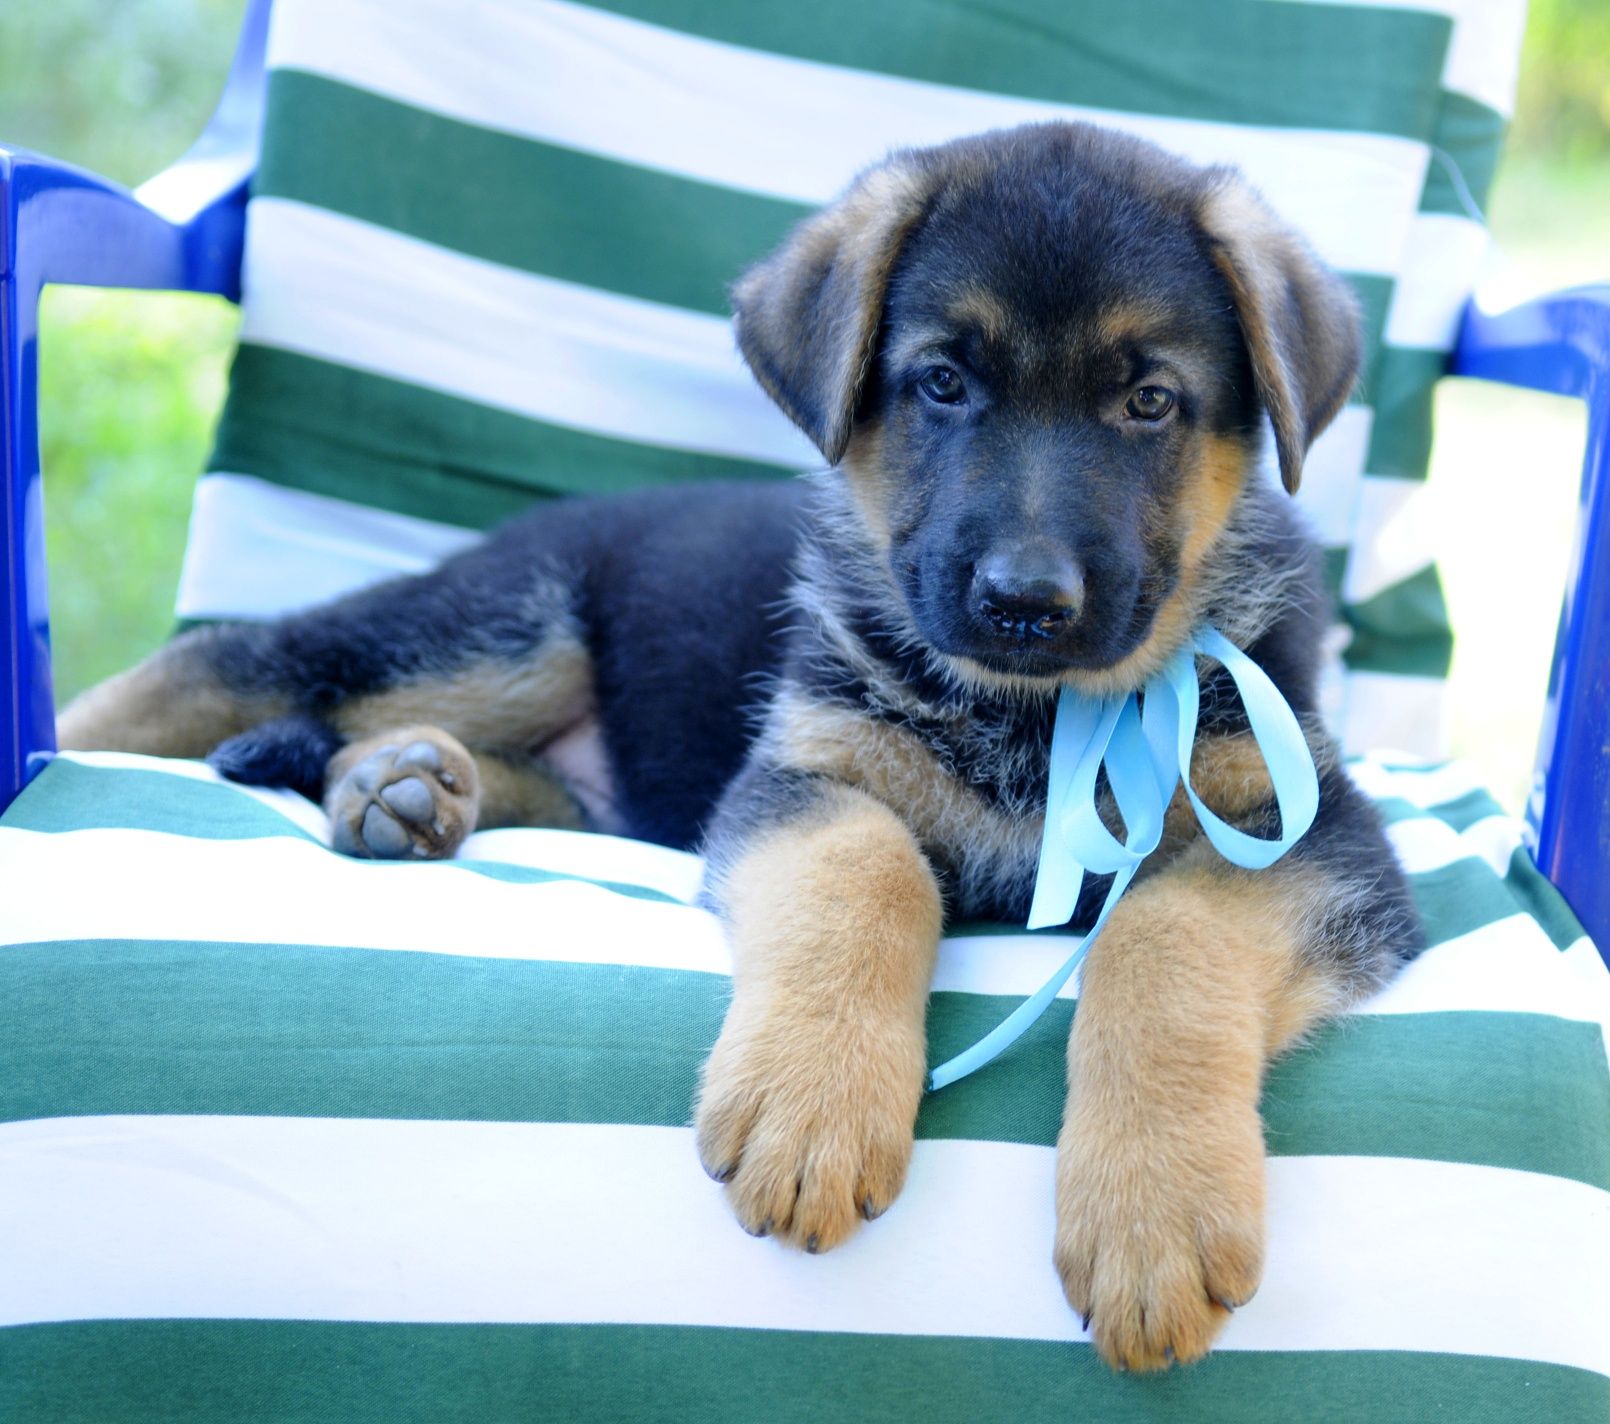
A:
[733, 157, 936, 466]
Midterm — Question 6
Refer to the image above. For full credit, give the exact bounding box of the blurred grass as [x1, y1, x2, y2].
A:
[35, 287, 238, 697]
[5, 1, 1609, 812]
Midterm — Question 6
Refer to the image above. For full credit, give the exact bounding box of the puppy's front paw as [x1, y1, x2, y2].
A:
[326, 732, 479, 860]
[1054, 1097, 1264, 1371]
[694, 1011, 925, 1253]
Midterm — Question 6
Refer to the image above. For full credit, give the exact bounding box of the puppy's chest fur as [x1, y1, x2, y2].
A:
[763, 670, 1054, 922]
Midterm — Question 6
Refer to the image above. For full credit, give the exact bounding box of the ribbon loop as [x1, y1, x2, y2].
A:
[927, 624, 1321, 1093]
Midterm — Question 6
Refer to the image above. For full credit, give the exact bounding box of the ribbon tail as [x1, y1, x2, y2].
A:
[928, 864, 1138, 1092]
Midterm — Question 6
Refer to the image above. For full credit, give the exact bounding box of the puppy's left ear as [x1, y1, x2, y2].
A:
[1195, 171, 1361, 494]
[733, 156, 937, 466]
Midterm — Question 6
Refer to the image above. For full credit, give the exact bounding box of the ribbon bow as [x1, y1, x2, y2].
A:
[926, 626, 1320, 1092]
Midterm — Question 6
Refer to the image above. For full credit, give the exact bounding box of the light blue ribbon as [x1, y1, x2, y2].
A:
[925, 626, 1319, 1092]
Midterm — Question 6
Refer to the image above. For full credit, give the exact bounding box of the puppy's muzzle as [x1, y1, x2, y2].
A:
[972, 547, 1086, 642]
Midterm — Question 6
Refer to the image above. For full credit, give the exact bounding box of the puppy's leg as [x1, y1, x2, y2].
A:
[1054, 790, 1417, 1371]
[59, 537, 595, 770]
[695, 780, 943, 1251]
[57, 626, 287, 756]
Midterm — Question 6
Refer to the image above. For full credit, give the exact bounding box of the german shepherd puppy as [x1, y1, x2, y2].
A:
[60, 121, 1419, 1371]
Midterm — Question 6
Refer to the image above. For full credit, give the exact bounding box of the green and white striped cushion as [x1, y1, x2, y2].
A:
[4, 753, 1608, 1419]
[173, 0, 1525, 756]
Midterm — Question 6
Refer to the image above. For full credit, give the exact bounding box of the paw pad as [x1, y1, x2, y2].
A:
[328, 735, 477, 860]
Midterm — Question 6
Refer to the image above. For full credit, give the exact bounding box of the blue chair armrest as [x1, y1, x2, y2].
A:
[1451, 285, 1610, 959]
[0, 0, 271, 810]
[0, 147, 243, 298]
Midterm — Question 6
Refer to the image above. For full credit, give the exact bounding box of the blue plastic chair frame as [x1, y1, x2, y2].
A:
[2, 0, 1607, 963]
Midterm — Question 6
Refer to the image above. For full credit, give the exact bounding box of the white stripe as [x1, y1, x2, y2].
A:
[1343, 481, 1438, 606]
[1382, 809, 1517, 876]
[241, 199, 817, 470]
[1384, 213, 1490, 347]
[1294, 407, 1373, 546]
[176, 474, 480, 621]
[0, 825, 726, 968]
[48, 751, 709, 903]
[3, 1116, 1606, 1374]
[1360, 913, 1609, 1023]
[1337, 671, 1448, 759]
[931, 933, 1086, 1000]
[1348, 755, 1487, 809]
[266, 0, 1432, 278]
[7, 766, 1608, 1031]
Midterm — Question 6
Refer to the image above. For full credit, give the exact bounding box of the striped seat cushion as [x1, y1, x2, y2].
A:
[174, 0, 1526, 755]
[3, 753, 1607, 1419]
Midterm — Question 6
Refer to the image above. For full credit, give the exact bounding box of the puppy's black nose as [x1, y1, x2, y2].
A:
[972, 548, 1085, 639]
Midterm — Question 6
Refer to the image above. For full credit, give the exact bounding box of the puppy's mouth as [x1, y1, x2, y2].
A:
[944, 582, 1170, 680]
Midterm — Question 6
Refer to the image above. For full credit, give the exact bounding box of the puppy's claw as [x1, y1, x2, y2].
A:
[805, 1234, 821, 1255]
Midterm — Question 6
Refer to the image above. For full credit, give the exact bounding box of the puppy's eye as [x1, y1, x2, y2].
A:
[1125, 386, 1175, 421]
[918, 366, 967, 405]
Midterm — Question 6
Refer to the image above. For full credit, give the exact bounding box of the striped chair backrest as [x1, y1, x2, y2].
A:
[176, 0, 1525, 755]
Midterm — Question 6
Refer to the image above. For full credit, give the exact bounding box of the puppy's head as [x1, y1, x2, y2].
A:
[734, 122, 1359, 693]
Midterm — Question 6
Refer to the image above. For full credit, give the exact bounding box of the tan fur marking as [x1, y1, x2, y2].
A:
[474, 751, 586, 831]
[695, 784, 943, 1252]
[1055, 848, 1341, 1371]
[839, 421, 894, 549]
[1176, 432, 1250, 574]
[332, 635, 593, 751]
[944, 286, 1010, 343]
[1149, 731, 1279, 863]
[56, 635, 286, 756]
[1093, 299, 1176, 349]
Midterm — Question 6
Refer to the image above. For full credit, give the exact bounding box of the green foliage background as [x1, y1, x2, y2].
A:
[1, 0, 1606, 806]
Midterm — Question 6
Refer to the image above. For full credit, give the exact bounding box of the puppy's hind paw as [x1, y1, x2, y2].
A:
[326, 729, 480, 860]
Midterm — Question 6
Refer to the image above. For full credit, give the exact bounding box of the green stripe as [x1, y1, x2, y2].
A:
[7, 941, 1607, 1189]
[1421, 90, 1509, 218]
[1410, 856, 1548, 946]
[210, 347, 798, 531]
[1366, 347, 1449, 477]
[1342, 564, 1454, 678]
[258, 71, 805, 318]
[586, 0, 1458, 141]
[5, 762, 321, 842]
[1425, 786, 1507, 833]
[6, 1319, 1607, 1424]
[1505, 847, 1592, 954]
